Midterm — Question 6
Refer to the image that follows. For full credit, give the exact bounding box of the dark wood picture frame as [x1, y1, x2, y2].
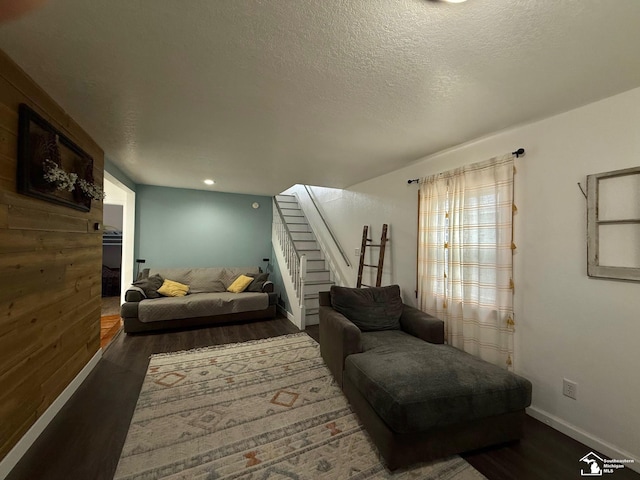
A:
[17, 103, 94, 212]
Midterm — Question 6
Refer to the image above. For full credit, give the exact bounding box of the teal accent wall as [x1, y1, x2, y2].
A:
[135, 185, 272, 269]
[105, 157, 137, 191]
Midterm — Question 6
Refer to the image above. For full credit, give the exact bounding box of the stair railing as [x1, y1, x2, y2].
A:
[299, 254, 307, 323]
[273, 198, 306, 315]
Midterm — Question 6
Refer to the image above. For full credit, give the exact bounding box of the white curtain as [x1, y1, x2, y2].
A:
[418, 154, 515, 368]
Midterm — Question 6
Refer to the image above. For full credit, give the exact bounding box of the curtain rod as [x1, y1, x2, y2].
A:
[407, 147, 525, 184]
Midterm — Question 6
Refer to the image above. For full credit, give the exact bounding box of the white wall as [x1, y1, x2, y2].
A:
[103, 204, 123, 230]
[287, 86, 640, 466]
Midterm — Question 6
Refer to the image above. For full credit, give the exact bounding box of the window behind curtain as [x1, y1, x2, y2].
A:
[418, 154, 515, 368]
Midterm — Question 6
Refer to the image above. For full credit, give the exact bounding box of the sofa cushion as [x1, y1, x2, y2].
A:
[158, 279, 190, 297]
[220, 267, 261, 289]
[330, 285, 402, 332]
[188, 268, 225, 293]
[344, 343, 532, 434]
[245, 272, 270, 292]
[361, 330, 429, 353]
[138, 291, 269, 323]
[227, 275, 254, 293]
[148, 267, 261, 294]
[133, 274, 164, 299]
[149, 268, 220, 293]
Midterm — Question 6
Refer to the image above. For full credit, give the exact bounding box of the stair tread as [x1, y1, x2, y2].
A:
[304, 293, 319, 299]
[305, 280, 334, 285]
[307, 269, 329, 272]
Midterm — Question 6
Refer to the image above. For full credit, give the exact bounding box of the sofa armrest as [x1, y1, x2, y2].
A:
[319, 306, 363, 388]
[400, 304, 445, 344]
[262, 281, 274, 293]
[120, 301, 139, 319]
[124, 286, 146, 303]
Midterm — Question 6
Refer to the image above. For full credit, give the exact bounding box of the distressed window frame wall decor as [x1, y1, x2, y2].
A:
[586, 165, 640, 282]
[17, 103, 101, 212]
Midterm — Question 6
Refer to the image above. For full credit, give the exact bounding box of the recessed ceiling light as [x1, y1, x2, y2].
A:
[204, 179, 215, 185]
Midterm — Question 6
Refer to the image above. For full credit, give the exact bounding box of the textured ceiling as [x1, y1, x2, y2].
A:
[2, 1, 640, 195]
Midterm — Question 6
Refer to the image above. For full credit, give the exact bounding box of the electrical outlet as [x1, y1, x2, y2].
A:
[355, 248, 360, 256]
[563, 378, 578, 400]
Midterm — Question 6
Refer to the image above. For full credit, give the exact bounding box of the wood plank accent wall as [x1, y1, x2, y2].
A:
[0, 50, 103, 461]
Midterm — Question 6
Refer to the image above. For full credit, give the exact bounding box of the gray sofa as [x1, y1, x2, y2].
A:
[319, 285, 532, 470]
[121, 267, 277, 333]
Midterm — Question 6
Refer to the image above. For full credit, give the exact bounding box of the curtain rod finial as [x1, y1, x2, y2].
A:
[512, 148, 525, 158]
[408, 179, 419, 185]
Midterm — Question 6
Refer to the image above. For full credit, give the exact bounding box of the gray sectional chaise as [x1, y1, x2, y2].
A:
[121, 266, 276, 333]
[319, 285, 532, 470]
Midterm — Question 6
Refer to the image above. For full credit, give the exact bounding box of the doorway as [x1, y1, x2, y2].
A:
[101, 172, 135, 349]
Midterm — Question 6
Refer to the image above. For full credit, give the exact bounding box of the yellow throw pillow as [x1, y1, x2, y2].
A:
[227, 275, 253, 293]
[157, 279, 190, 297]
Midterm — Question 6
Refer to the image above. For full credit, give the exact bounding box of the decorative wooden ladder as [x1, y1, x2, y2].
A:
[356, 224, 388, 288]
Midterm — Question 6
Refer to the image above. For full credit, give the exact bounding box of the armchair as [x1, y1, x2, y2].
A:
[318, 289, 444, 387]
[318, 285, 532, 470]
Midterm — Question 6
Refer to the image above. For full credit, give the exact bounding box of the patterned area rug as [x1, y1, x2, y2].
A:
[114, 333, 485, 479]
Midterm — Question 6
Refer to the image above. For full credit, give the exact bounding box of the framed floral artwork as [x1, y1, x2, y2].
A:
[17, 103, 102, 212]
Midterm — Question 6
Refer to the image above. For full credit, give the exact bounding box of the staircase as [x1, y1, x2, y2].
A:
[272, 194, 335, 327]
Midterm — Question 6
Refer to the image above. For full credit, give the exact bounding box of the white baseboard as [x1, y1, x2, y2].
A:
[527, 406, 639, 474]
[277, 305, 297, 328]
[0, 349, 103, 480]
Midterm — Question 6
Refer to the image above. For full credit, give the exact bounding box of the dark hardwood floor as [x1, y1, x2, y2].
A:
[6, 318, 638, 480]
